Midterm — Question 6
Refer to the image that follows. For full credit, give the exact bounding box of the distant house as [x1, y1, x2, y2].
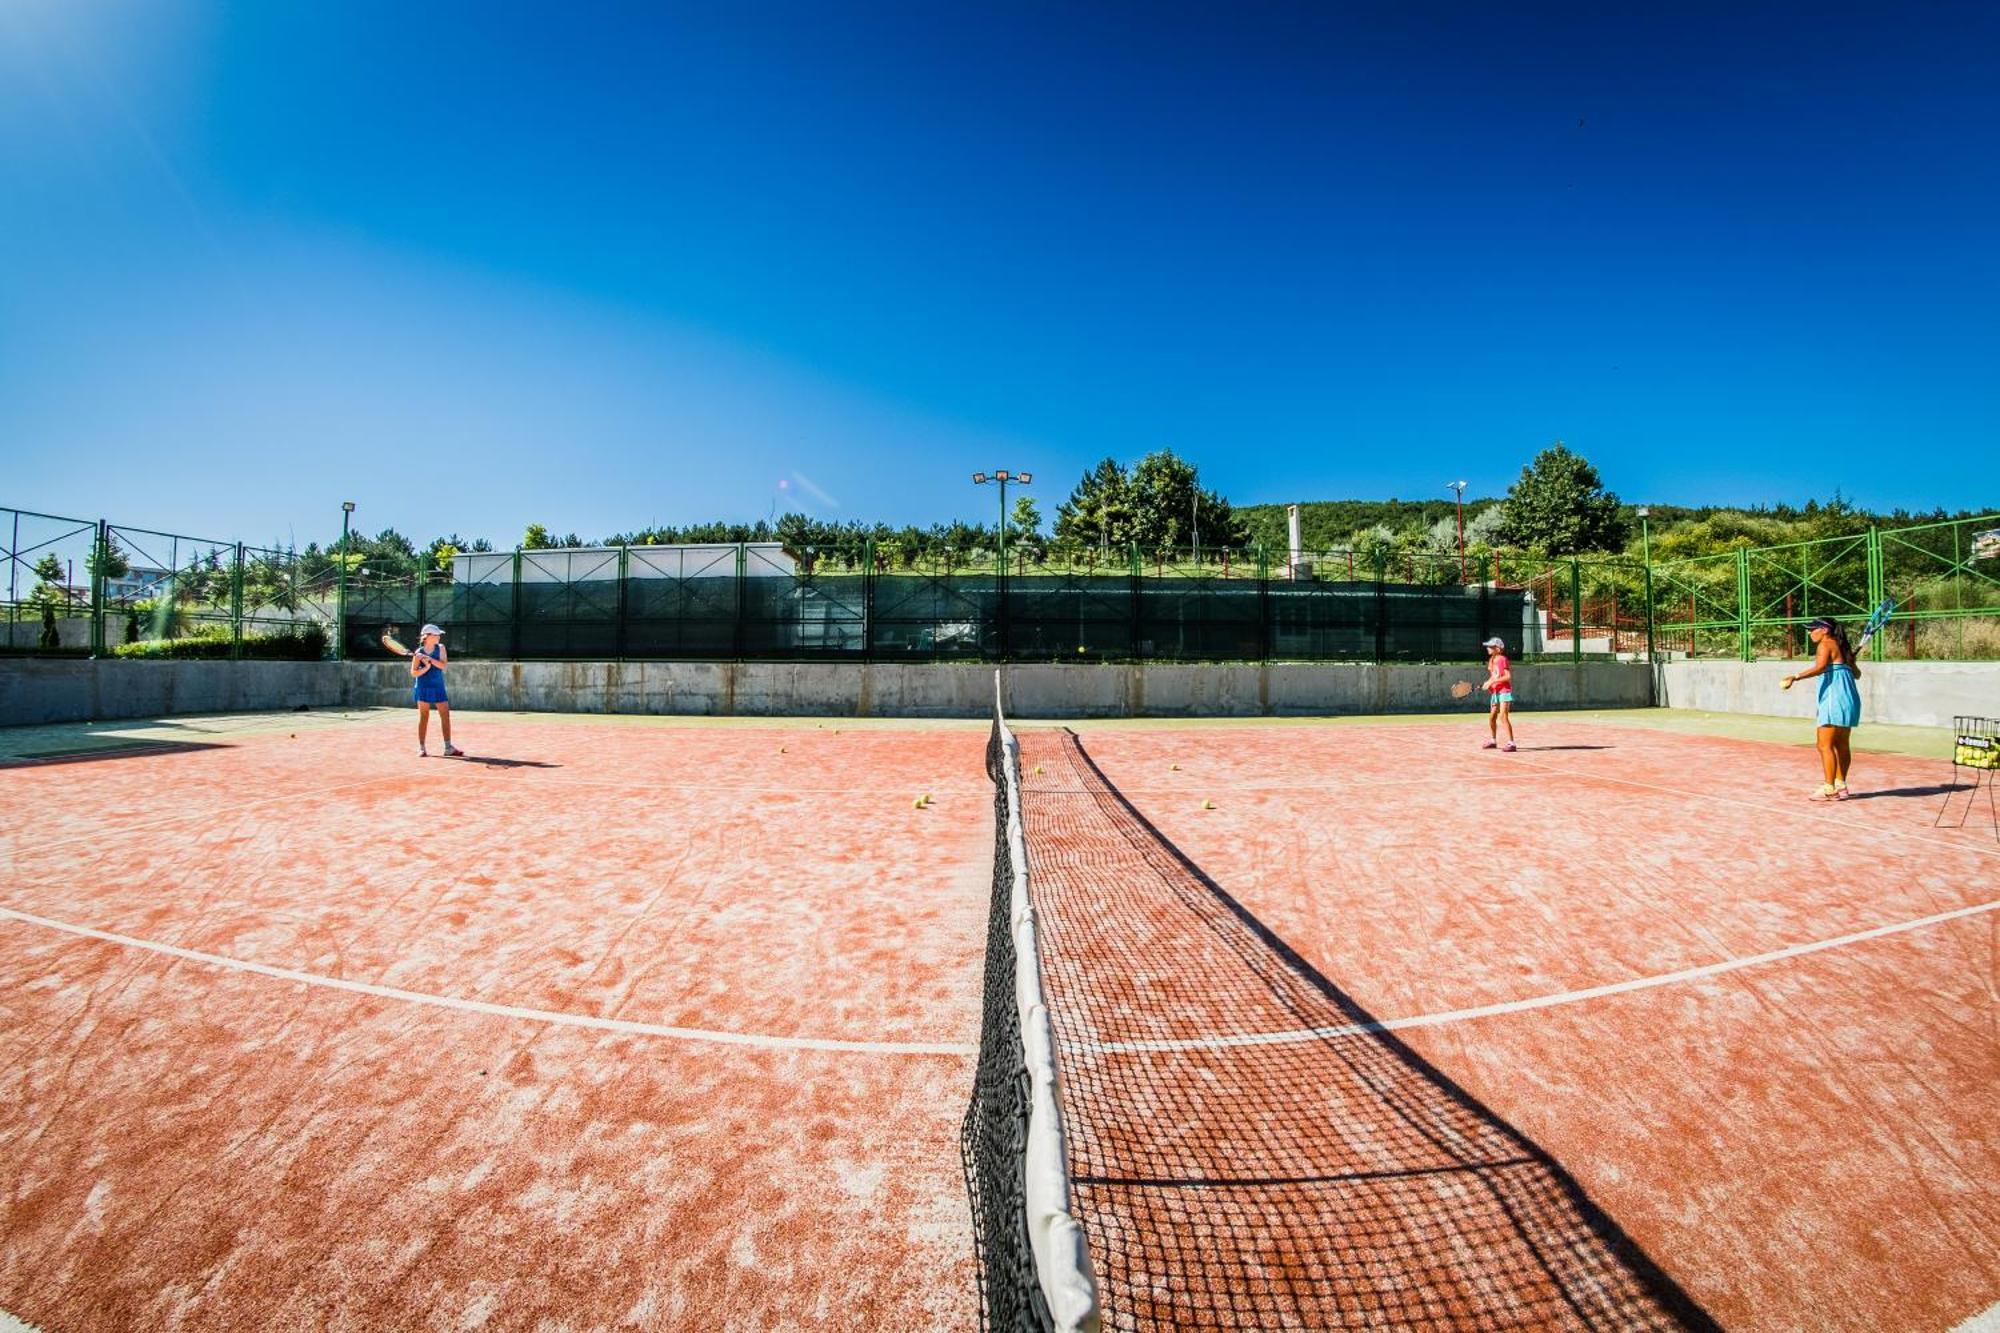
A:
[102, 565, 174, 603]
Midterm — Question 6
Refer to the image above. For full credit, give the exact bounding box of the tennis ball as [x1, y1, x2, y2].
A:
[1077, 645, 1086, 654]
[1034, 764, 1044, 775]
[779, 745, 787, 754]
[1170, 763, 1180, 771]
[1201, 799, 1215, 810]
[913, 796, 924, 808]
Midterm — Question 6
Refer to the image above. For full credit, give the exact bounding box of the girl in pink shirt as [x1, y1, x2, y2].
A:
[1479, 636, 1516, 751]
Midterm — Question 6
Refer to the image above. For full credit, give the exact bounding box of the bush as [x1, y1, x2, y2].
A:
[111, 623, 330, 661]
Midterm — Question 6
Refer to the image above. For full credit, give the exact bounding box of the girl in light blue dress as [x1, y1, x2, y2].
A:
[1784, 616, 1860, 801]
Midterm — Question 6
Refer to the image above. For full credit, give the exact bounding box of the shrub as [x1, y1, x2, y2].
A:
[111, 622, 330, 661]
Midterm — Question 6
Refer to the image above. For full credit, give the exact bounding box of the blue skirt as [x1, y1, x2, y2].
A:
[1816, 665, 1859, 728]
[413, 670, 449, 705]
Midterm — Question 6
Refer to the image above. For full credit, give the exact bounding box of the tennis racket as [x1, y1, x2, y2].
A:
[1782, 600, 1898, 689]
[381, 627, 413, 656]
[1449, 680, 1476, 699]
[1853, 598, 1898, 654]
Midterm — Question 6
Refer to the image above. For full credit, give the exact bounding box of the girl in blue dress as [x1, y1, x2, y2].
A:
[411, 623, 464, 758]
[1783, 616, 1860, 801]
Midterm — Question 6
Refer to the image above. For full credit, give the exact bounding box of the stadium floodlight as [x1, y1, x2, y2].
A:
[974, 468, 1033, 575]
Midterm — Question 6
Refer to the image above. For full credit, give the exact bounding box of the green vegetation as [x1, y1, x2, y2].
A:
[111, 624, 328, 661]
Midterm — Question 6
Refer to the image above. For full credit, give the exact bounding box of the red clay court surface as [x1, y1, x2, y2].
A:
[3, 707, 1997, 1331]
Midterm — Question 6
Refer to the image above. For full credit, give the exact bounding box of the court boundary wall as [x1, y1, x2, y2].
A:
[1, 659, 1652, 726]
[1654, 660, 2000, 729]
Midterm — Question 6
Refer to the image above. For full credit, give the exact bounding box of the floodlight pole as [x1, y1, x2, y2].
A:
[337, 502, 355, 661]
[1448, 481, 1468, 580]
[972, 469, 1032, 575]
[1638, 506, 1655, 662]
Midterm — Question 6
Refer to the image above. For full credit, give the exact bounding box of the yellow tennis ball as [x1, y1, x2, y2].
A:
[1170, 763, 1180, 771]
[913, 796, 924, 808]
[1077, 645, 1086, 654]
[1201, 799, 1215, 810]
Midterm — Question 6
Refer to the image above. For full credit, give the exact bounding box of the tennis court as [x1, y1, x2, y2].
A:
[2, 703, 1996, 1331]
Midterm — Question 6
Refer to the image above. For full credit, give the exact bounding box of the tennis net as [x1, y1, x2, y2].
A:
[1012, 728, 1719, 1331]
[962, 675, 1101, 1332]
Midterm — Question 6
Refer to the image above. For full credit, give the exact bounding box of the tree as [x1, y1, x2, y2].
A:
[1126, 450, 1247, 550]
[1054, 449, 1244, 552]
[522, 523, 553, 551]
[87, 534, 130, 584]
[1496, 442, 1629, 554]
[28, 554, 68, 609]
[1054, 458, 1133, 551]
[1008, 495, 1043, 547]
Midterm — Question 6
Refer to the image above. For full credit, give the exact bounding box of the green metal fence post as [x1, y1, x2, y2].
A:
[616, 544, 630, 662]
[1736, 547, 1752, 661]
[336, 504, 352, 662]
[510, 548, 523, 660]
[91, 520, 109, 657]
[1639, 513, 1655, 663]
[1129, 543, 1142, 662]
[1866, 526, 1885, 661]
[231, 542, 246, 660]
[1372, 550, 1387, 662]
[863, 539, 876, 662]
[1570, 558, 1582, 664]
[734, 542, 746, 661]
[1257, 543, 1273, 662]
[1477, 554, 1492, 649]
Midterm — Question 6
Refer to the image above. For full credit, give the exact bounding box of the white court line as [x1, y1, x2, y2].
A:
[0, 906, 974, 1058]
[1091, 895, 2000, 1054]
[1953, 1301, 2000, 1332]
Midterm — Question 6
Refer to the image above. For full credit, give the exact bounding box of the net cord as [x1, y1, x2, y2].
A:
[996, 671, 1102, 1332]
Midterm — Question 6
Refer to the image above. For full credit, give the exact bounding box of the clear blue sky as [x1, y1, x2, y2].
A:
[2, 1, 1994, 548]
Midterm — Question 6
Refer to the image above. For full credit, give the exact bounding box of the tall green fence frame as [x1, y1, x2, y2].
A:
[7, 502, 2000, 665]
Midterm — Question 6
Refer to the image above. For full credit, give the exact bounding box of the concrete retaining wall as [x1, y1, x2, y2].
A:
[2, 657, 1656, 726]
[0, 659, 352, 725]
[1655, 659, 2000, 729]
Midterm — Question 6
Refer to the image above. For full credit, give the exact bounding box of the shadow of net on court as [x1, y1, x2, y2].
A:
[1013, 728, 1717, 1332]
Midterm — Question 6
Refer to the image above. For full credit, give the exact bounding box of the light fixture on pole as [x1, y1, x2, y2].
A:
[1448, 481, 1469, 580]
[973, 470, 1031, 574]
[337, 501, 356, 662]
